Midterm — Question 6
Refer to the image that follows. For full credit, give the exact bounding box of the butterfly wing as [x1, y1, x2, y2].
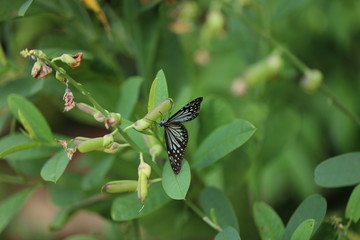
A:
[167, 97, 203, 123]
[164, 123, 188, 174]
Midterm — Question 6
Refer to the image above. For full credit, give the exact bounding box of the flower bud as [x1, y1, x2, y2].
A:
[74, 137, 104, 153]
[243, 51, 283, 86]
[76, 102, 106, 122]
[300, 69, 323, 94]
[60, 54, 77, 65]
[143, 135, 162, 162]
[103, 142, 123, 153]
[105, 113, 122, 129]
[137, 153, 151, 203]
[125, 98, 173, 132]
[59, 52, 83, 67]
[31, 60, 42, 77]
[55, 68, 67, 84]
[102, 180, 138, 193]
[102, 134, 114, 148]
[200, 8, 225, 44]
[31, 59, 53, 78]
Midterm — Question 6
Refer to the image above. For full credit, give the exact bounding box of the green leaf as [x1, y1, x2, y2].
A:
[0, 0, 32, 21]
[50, 207, 71, 231]
[259, 109, 300, 163]
[199, 96, 236, 138]
[49, 174, 85, 207]
[193, 119, 256, 169]
[253, 202, 285, 240]
[111, 182, 170, 221]
[290, 219, 315, 240]
[82, 155, 115, 190]
[0, 141, 45, 158]
[0, 77, 44, 108]
[8, 94, 53, 142]
[17, 0, 33, 16]
[148, 69, 169, 112]
[215, 226, 241, 240]
[345, 184, 360, 223]
[40, 150, 71, 183]
[0, 133, 49, 158]
[162, 159, 191, 200]
[116, 76, 143, 118]
[314, 152, 360, 187]
[0, 188, 33, 233]
[199, 187, 239, 231]
[282, 194, 326, 240]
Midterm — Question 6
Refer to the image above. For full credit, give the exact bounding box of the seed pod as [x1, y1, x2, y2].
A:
[102, 180, 138, 193]
[125, 98, 173, 132]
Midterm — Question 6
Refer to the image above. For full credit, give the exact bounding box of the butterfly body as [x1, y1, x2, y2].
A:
[159, 97, 203, 174]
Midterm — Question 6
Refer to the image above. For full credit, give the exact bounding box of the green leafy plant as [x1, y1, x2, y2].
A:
[1, 0, 360, 239]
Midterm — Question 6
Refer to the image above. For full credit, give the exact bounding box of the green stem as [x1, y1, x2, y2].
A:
[229, 8, 360, 127]
[184, 199, 223, 232]
[37, 55, 143, 152]
[0, 173, 26, 184]
[320, 85, 360, 127]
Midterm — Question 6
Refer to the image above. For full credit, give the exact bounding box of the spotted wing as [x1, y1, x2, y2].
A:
[167, 97, 203, 123]
[164, 123, 188, 174]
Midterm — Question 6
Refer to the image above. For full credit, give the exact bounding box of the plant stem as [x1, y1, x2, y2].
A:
[37, 55, 143, 152]
[184, 199, 223, 232]
[320, 85, 360, 127]
[0, 173, 26, 184]
[229, 8, 360, 127]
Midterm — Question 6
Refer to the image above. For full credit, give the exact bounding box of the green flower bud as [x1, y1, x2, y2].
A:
[125, 98, 173, 132]
[102, 180, 138, 193]
[55, 68, 67, 84]
[103, 142, 122, 153]
[102, 134, 114, 148]
[143, 135, 162, 162]
[244, 51, 283, 86]
[60, 54, 77, 65]
[145, 98, 173, 122]
[76, 103, 106, 122]
[200, 8, 225, 45]
[300, 69, 323, 94]
[58, 53, 83, 67]
[137, 153, 151, 203]
[74, 137, 104, 153]
[137, 172, 148, 203]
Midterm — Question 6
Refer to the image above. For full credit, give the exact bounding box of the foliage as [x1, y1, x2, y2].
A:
[1, 0, 360, 239]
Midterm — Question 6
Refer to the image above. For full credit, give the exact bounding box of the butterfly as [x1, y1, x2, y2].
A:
[159, 97, 203, 174]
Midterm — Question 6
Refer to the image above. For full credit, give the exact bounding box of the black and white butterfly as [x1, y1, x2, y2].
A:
[159, 97, 203, 174]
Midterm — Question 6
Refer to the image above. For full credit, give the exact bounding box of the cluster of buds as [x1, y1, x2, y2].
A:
[21, 49, 168, 204]
[21, 49, 53, 78]
[125, 98, 173, 132]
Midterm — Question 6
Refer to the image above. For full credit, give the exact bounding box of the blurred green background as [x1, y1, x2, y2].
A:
[1, 0, 360, 239]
